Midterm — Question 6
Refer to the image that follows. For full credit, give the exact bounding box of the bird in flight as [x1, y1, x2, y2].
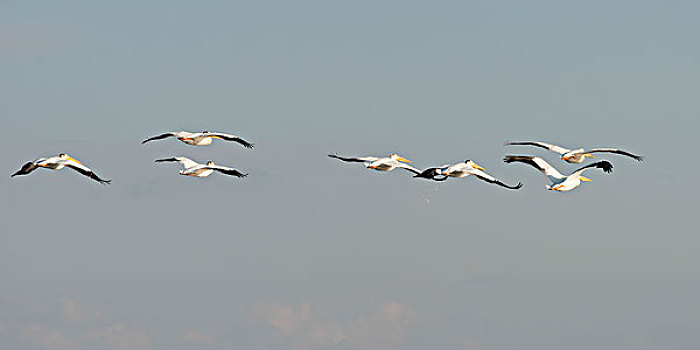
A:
[11, 153, 111, 184]
[505, 141, 642, 163]
[155, 157, 247, 178]
[142, 131, 254, 148]
[414, 160, 523, 190]
[503, 155, 613, 192]
[328, 153, 421, 175]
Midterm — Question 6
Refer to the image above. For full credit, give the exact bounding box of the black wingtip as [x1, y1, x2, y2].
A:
[600, 161, 614, 173]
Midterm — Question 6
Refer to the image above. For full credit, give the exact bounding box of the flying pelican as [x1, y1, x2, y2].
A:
[414, 160, 523, 189]
[503, 155, 612, 192]
[11, 153, 111, 184]
[155, 157, 247, 178]
[142, 131, 254, 148]
[505, 141, 643, 163]
[328, 153, 421, 175]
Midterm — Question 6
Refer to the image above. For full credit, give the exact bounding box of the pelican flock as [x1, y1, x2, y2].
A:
[155, 157, 247, 178]
[11, 153, 111, 184]
[10, 129, 642, 194]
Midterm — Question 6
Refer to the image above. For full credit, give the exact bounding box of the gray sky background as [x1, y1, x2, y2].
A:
[1, 1, 699, 349]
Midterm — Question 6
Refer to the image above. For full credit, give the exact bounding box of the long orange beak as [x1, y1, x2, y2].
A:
[579, 176, 592, 182]
[472, 162, 485, 171]
[584, 153, 595, 158]
[67, 156, 82, 164]
[396, 156, 411, 163]
[210, 136, 223, 139]
[561, 155, 573, 161]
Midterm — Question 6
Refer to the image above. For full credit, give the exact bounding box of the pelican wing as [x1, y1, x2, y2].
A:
[11, 161, 39, 177]
[155, 157, 199, 169]
[572, 161, 613, 176]
[207, 165, 248, 178]
[588, 148, 643, 161]
[504, 155, 564, 180]
[141, 132, 176, 144]
[413, 167, 449, 181]
[469, 169, 523, 190]
[395, 163, 421, 175]
[328, 154, 379, 163]
[62, 160, 111, 184]
[205, 132, 254, 149]
[505, 141, 571, 155]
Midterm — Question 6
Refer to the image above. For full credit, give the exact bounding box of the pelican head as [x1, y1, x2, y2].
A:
[465, 160, 485, 171]
[389, 153, 411, 163]
[206, 161, 215, 166]
[58, 153, 82, 164]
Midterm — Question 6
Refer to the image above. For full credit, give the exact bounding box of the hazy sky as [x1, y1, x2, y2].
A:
[2, 1, 699, 349]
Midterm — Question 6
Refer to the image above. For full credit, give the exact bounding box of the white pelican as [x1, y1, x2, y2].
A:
[142, 131, 253, 148]
[503, 155, 612, 192]
[155, 157, 247, 178]
[328, 153, 421, 174]
[11, 153, 111, 184]
[414, 160, 523, 189]
[505, 141, 643, 163]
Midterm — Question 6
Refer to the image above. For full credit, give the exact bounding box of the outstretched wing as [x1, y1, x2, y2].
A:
[573, 161, 613, 175]
[141, 132, 176, 144]
[588, 148, 643, 161]
[503, 155, 564, 180]
[155, 157, 199, 169]
[505, 141, 572, 155]
[11, 161, 39, 177]
[395, 163, 421, 175]
[63, 160, 111, 184]
[413, 167, 448, 181]
[205, 132, 254, 149]
[328, 154, 379, 163]
[208, 165, 247, 178]
[469, 169, 523, 190]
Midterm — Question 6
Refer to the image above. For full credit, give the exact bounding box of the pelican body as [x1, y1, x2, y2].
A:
[328, 153, 421, 174]
[155, 157, 247, 178]
[414, 160, 523, 189]
[11, 153, 111, 184]
[142, 131, 254, 148]
[503, 155, 612, 192]
[505, 141, 643, 163]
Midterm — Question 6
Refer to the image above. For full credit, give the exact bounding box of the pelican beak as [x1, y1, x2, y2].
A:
[472, 162, 485, 171]
[396, 156, 411, 163]
[210, 136, 222, 139]
[67, 156, 82, 164]
[561, 155, 572, 161]
[579, 176, 592, 182]
[584, 153, 595, 158]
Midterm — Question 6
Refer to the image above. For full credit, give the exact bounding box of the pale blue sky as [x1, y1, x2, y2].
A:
[2, 1, 699, 349]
